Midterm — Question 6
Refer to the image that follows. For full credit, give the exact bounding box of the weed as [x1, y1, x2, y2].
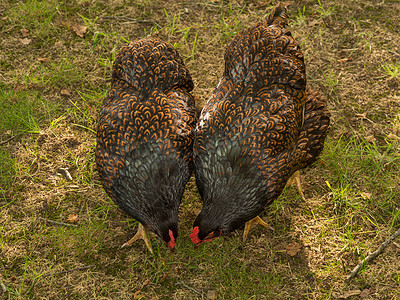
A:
[326, 180, 354, 215]
[293, 6, 307, 26]
[217, 15, 242, 43]
[68, 90, 100, 130]
[164, 9, 182, 39]
[320, 69, 340, 100]
[315, 0, 335, 18]
[24, 58, 85, 88]
[382, 61, 400, 78]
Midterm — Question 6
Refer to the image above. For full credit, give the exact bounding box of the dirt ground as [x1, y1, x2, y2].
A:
[0, 0, 399, 299]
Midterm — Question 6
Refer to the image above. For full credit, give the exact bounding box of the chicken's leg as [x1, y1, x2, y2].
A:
[289, 170, 305, 200]
[121, 223, 153, 254]
[243, 216, 274, 242]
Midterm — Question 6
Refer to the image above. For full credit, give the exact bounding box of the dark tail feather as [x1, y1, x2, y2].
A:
[266, 2, 290, 27]
[291, 88, 330, 171]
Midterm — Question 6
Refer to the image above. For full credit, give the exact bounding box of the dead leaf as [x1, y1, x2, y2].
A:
[72, 23, 87, 37]
[19, 38, 32, 45]
[360, 192, 372, 200]
[365, 135, 375, 143]
[14, 83, 27, 92]
[90, 106, 97, 119]
[332, 290, 361, 299]
[142, 279, 150, 286]
[67, 214, 79, 224]
[387, 133, 399, 140]
[360, 288, 375, 298]
[133, 290, 142, 300]
[285, 242, 302, 256]
[37, 57, 50, 63]
[206, 290, 217, 300]
[338, 57, 351, 63]
[355, 112, 367, 119]
[61, 89, 71, 97]
[20, 28, 29, 38]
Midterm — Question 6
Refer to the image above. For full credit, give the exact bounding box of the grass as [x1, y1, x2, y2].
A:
[1, 0, 400, 299]
[382, 61, 400, 78]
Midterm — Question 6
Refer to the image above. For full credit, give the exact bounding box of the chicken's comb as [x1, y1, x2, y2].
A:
[167, 229, 175, 250]
[189, 226, 201, 244]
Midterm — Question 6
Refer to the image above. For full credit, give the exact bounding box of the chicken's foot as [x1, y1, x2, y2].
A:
[121, 223, 153, 254]
[243, 216, 274, 242]
[289, 170, 305, 200]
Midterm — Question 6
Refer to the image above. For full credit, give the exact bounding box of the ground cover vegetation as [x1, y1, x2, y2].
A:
[0, 0, 399, 298]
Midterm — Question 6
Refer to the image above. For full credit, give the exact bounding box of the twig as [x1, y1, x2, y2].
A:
[175, 281, 203, 296]
[57, 167, 73, 181]
[39, 217, 78, 227]
[0, 276, 7, 293]
[387, 50, 400, 57]
[346, 227, 400, 281]
[0, 133, 21, 146]
[99, 16, 160, 27]
[41, 265, 94, 278]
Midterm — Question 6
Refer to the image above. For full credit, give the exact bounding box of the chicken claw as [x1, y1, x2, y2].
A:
[243, 216, 274, 242]
[121, 223, 153, 254]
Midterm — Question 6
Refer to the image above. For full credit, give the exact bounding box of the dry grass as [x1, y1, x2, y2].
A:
[1, 0, 399, 299]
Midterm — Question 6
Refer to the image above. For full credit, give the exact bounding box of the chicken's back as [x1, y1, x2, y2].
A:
[193, 3, 329, 237]
[96, 37, 196, 237]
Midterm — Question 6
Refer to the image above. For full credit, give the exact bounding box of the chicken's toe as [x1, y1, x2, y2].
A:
[243, 216, 274, 242]
[122, 223, 153, 254]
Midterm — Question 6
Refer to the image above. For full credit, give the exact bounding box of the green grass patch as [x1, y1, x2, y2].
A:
[6, 0, 62, 39]
[0, 84, 59, 134]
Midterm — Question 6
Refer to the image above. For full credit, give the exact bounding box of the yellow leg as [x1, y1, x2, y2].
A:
[243, 216, 274, 242]
[121, 223, 153, 254]
[290, 170, 305, 200]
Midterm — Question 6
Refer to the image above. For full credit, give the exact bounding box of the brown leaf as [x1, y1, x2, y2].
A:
[142, 279, 150, 286]
[72, 23, 87, 37]
[365, 135, 375, 143]
[206, 290, 217, 300]
[37, 57, 50, 63]
[133, 290, 142, 300]
[285, 242, 302, 256]
[360, 192, 372, 200]
[355, 112, 367, 119]
[14, 83, 27, 92]
[360, 288, 375, 298]
[387, 133, 399, 140]
[20, 28, 29, 38]
[19, 38, 32, 45]
[332, 290, 361, 299]
[90, 106, 97, 119]
[67, 214, 79, 224]
[61, 89, 71, 97]
[337, 57, 351, 63]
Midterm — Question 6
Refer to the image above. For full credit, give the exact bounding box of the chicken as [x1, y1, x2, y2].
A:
[190, 3, 330, 247]
[95, 37, 196, 253]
